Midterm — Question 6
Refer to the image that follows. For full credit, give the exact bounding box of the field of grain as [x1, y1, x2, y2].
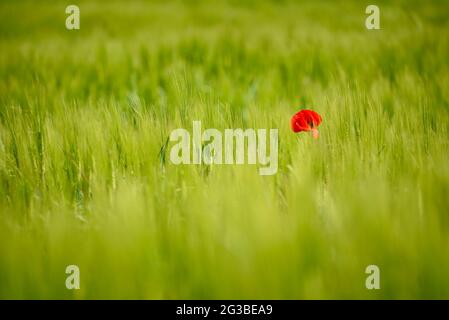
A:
[1, 0, 449, 299]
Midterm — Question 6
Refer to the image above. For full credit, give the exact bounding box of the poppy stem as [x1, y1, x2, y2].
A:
[312, 128, 319, 139]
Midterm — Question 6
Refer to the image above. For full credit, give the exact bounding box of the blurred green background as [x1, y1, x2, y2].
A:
[1, 0, 449, 299]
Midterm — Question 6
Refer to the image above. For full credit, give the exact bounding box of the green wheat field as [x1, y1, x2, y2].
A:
[1, 0, 449, 299]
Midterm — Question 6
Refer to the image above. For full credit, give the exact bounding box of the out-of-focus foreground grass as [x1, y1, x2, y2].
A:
[1, 0, 449, 299]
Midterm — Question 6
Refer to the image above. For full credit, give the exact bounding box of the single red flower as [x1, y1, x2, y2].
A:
[291, 109, 322, 139]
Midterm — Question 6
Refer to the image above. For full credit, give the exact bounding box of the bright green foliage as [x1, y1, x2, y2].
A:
[1, 0, 449, 299]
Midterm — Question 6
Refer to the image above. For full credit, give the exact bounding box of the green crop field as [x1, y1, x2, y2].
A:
[1, 0, 449, 299]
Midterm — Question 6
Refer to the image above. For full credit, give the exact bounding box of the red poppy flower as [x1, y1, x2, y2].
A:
[291, 109, 322, 139]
